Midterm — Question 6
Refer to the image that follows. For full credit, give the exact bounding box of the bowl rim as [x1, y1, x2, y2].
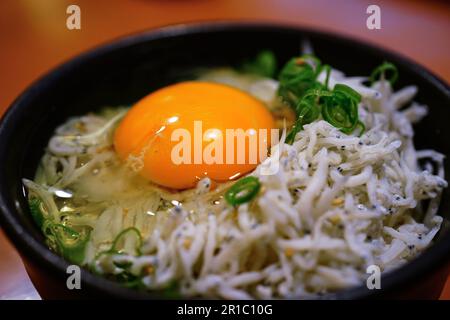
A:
[0, 21, 449, 299]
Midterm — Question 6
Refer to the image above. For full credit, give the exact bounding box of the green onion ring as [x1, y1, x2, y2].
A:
[369, 61, 399, 86]
[225, 176, 261, 206]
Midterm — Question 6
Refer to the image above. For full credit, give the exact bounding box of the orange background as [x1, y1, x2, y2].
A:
[0, 0, 449, 299]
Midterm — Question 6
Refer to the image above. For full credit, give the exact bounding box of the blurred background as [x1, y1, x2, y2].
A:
[0, 0, 449, 299]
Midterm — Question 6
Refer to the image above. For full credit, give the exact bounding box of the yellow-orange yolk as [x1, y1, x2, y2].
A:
[114, 81, 275, 189]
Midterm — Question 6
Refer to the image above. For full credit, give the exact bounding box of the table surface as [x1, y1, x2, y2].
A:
[0, 0, 449, 300]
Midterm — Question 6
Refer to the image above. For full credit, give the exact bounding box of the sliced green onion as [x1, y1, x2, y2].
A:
[333, 84, 362, 103]
[268, 53, 366, 141]
[53, 224, 91, 265]
[104, 227, 143, 256]
[159, 280, 181, 299]
[28, 197, 90, 264]
[242, 50, 277, 78]
[322, 85, 361, 134]
[323, 65, 331, 89]
[29, 198, 45, 229]
[285, 103, 317, 144]
[116, 273, 145, 289]
[300, 54, 323, 75]
[94, 227, 143, 264]
[285, 89, 326, 144]
[278, 55, 321, 109]
[369, 61, 398, 86]
[92, 228, 145, 289]
[322, 99, 357, 134]
[225, 176, 261, 206]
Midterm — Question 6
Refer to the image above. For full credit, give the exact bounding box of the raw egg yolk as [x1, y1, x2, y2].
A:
[114, 81, 275, 189]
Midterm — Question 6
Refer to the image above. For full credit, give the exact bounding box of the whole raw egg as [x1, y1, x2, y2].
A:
[114, 81, 275, 189]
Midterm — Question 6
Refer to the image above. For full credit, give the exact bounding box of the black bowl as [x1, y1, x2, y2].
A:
[0, 23, 449, 299]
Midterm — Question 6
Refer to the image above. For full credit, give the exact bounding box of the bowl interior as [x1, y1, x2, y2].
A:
[0, 23, 449, 299]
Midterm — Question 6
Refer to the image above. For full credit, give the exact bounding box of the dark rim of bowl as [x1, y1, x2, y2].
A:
[0, 21, 449, 300]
